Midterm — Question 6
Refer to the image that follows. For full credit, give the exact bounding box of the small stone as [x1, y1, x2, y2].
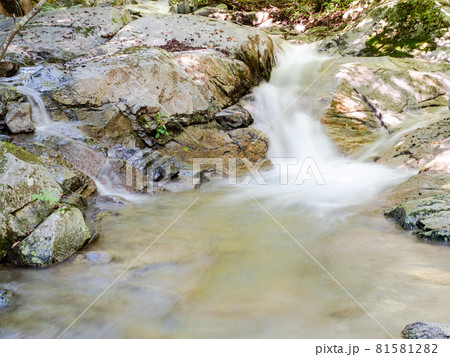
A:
[5, 103, 35, 134]
[0, 289, 14, 310]
[0, 61, 19, 78]
[215, 104, 254, 130]
[0, 134, 12, 142]
[84, 251, 112, 264]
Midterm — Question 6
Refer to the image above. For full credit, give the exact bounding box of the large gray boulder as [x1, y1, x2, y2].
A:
[0, 7, 132, 64]
[403, 321, 450, 339]
[53, 47, 209, 117]
[105, 13, 274, 80]
[7, 206, 91, 267]
[51, 13, 274, 116]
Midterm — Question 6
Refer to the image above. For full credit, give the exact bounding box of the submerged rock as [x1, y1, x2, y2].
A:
[8, 206, 91, 268]
[403, 321, 450, 339]
[0, 289, 14, 310]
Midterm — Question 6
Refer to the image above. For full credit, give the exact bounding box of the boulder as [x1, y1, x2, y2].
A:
[11, 140, 97, 198]
[163, 124, 269, 175]
[0, 87, 25, 132]
[387, 194, 450, 241]
[0, 141, 63, 260]
[5, 102, 34, 134]
[0, 7, 132, 64]
[403, 321, 450, 339]
[104, 13, 274, 81]
[7, 206, 91, 267]
[54, 47, 209, 117]
[376, 117, 450, 170]
[315, 57, 450, 154]
[173, 49, 253, 108]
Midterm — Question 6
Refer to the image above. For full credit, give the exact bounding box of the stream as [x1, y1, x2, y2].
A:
[1, 36, 450, 339]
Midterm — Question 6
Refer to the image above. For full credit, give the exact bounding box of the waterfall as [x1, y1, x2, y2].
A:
[0, 66, 54, 129]
[231, 43, 412, 213]
[15, 86, 54, 128]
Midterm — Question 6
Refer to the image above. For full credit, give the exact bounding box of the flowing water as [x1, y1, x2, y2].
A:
[1, 43, 450, 339]
[0, 66, 54, 128]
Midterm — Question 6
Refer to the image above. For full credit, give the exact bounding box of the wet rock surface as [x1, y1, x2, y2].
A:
[0, 288, 14, 310]
[403, 321, 450, 339]
[387, 194, 450, 241]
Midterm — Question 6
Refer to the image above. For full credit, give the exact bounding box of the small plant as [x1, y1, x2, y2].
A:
[155, 112, 170, 139]
[42, 2, 59, 12]
[184, 147, 189, 152]
[32, 190, 58, 206]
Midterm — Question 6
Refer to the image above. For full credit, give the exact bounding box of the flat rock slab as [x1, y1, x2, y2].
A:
[0, 7, 132, 63]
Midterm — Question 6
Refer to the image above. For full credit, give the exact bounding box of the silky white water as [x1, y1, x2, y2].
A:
[0, 66, 54, 128]
[2, 43, 446, 339]
[225, 43, 411, 213]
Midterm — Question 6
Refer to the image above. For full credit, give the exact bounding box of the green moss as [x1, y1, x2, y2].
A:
[0, 142, 44, 170]
[120, 46, 147, 55]
[75, 26, 96, 37]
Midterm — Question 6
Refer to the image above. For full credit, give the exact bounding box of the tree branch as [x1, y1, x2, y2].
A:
[0, 0, 48, 62]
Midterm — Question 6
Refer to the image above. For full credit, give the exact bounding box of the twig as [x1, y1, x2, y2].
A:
[0, 0, 48, 62]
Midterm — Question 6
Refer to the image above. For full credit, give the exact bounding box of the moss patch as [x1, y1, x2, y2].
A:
[0, 141, 43, 174]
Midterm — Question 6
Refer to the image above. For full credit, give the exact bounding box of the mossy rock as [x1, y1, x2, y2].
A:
[7, 205, 91, 267]
[0, 142, 63, 261]
[387, 194, 450, 241]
